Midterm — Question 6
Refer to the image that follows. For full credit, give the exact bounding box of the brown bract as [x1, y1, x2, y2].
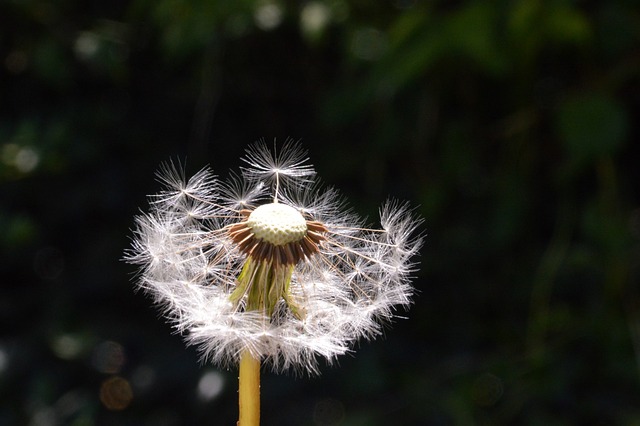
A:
[227, 209, 327, 267]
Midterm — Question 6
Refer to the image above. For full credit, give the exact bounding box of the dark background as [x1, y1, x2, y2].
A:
[1, 1, 639, 425]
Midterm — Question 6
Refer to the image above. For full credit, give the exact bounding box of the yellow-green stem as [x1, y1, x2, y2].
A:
[233, 254, 297, 425]
[238, 351, 260, 426]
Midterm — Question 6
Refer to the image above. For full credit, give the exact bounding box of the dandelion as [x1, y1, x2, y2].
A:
[126, 141, 423, 425]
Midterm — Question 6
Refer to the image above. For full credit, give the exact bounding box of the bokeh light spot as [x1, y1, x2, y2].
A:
[92, 341, 125, 374]
[300, 2, 331, 36]
[51, 334, 84, 360]
[99, 376, 133, 411]
[74, 32, 100, 59]
[254, 2, 283, 30]
[33, 247, 65, 280]
[472, 373, 503, 407]
[1, 143, 39, 173]
[197, 370, 225, 402]
[132, 365, 157, 391]
[15, 146, 39, 172]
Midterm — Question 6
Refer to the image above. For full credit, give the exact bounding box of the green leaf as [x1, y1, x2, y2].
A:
[556, 93, 628, 165]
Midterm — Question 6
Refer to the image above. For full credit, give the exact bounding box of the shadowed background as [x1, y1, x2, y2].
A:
[1, 1, 639, 425]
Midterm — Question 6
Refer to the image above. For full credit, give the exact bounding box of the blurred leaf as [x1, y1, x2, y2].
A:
[444, 1, 508, 75]
[582, 196, 629, 254]
[508, 0, 591, 63]
[383, 1, 507, 87]
[32, 38, 72, 89]
[128, 0, 255, 60]
[545, 4, 591, 44]
[556, 93, 628, 167]
[0, 213, 38, 249]
[386, 8, 430, 48]
[323, 2, 509, 123]
[596, 3, 639, 59]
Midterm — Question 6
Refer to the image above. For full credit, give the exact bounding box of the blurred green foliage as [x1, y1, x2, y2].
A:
[1, 0, 639, 425]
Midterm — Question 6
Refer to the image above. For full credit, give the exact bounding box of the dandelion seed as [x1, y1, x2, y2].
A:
[125, 140, 423, 424]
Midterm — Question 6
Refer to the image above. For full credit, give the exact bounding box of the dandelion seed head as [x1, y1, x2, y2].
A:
[246, 203, 307, 246]
[125, 140, 423, 374]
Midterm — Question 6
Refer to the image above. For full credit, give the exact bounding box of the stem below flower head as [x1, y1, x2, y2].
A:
[238, 350, 260, 426]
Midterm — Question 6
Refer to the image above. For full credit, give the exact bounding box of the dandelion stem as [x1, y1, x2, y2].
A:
[238, 350, 261, 426]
